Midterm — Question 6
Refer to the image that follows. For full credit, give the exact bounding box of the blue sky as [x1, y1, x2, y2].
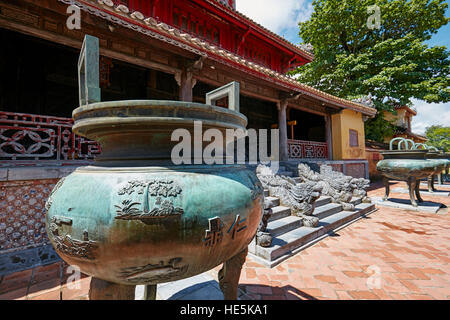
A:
[236, 0, 450, 134]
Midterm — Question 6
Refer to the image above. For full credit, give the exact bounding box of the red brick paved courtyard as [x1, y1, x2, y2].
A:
[0, 181, 449, 300]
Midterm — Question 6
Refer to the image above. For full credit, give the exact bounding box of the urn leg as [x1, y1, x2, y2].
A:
[382, 177, 390, 201]
[407, 178, 418, 207]
[415, 180, 424, 203]
[143, 285, 157, 300]
[218, 247, 247, 300]
[89, 277, 136, 300]
[427, 176, 435, 193]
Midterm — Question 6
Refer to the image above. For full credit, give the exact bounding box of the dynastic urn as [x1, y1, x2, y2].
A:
[45, 36, 263, 288]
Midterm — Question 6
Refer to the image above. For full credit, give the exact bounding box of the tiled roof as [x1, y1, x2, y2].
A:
[394, 105, 417, 116]
[205, 0, 315, 61]
[64, 0, 377, 117]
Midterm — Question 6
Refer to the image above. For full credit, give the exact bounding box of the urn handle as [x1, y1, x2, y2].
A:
[389, 137, 415, 150]
[78, 35, 101, 106]
[206, 81, 240, 113]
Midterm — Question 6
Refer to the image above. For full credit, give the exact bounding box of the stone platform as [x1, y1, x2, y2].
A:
[391, 187, 449, 197]
[135, 272, 226, 300]
[372, 196, 443, 213]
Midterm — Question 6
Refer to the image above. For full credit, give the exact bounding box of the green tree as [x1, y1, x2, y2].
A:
[292, 0, 450, 142]
[425, 125, 450, 151]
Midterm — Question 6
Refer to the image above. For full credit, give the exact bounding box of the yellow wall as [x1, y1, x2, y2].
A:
[331, 109, 366, 160]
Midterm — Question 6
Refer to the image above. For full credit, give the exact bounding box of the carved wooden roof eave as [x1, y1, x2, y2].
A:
[202, 0, 315, 61]
[61, 0, 377, 118]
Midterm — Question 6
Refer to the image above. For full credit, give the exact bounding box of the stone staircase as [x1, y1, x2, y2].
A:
[248, 166, 376, 268]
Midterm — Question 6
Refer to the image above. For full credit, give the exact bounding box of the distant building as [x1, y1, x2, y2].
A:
[384, 105, 427, 144]
[366, 105, 428, 179]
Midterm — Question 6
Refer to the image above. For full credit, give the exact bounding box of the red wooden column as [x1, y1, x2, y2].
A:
[175, 57, 204, 102]
[277, 99, 289, 161]
[176, 69, 195, 102]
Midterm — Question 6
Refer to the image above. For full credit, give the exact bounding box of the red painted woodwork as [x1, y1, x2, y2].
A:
[0, 111, 101, 163]
[112, 0, 310, 73]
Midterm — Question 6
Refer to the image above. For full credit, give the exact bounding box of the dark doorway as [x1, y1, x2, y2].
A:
[0, 28, 179, 117]
[0, 28, 79, 117]
[288, 108, 326, 142]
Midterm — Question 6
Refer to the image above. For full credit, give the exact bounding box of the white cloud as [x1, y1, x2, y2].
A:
[411, 99, 450, 135]
[236, 0, 313, 41]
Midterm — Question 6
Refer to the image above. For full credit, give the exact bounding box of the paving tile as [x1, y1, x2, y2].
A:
[61, 277, 91, 300]
[406, 294, 433, 300]
[420, 267, 445, 275]
[296, 288, 323, 299]
[31, 263, 61, 284]
[314, 275, 338, 283]
[29, 287, 61, 300]
[343, 271, 368, 278]
[246, 269, 257, 279]
[335, 290, 353, 300]
[0, 270, 32, 294]
[0, 287, 27, 300]
[348, 290, 380, 300]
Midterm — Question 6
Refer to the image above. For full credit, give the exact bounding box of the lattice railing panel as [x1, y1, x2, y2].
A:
[0, 111, 101, 162]
[288, 139, 328, 159]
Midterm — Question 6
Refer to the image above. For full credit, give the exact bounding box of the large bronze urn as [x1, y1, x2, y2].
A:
[44, 36, 263, 300]
[422, 149, 450, 192]
[376, 138, 445, 207]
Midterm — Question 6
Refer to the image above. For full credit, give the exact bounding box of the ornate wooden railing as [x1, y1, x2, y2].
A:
[288, 139, 328, 159]
[0, 111, 101, 164]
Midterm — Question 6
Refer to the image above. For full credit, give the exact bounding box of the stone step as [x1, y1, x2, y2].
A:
[318, 203, 374, 232]
[267, 206, 291, 222]
[278, 171, 294, 177]
[350, 197, 362, 206]
[250, 202, 376, 266]
[314, 196, 332, 207]
[266, 215, 303, 237]
[265, 196, 280, 208]
[255, 226, 323, 262]
[312, 202, 343, 220]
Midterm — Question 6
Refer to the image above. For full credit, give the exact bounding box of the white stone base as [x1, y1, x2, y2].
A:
[372, 196, 443, 213]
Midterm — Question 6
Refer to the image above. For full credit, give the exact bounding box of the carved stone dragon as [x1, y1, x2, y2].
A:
[297, 164, 371, 211]
[255, 199, 273, 247]
[256, 165, 323, 229]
